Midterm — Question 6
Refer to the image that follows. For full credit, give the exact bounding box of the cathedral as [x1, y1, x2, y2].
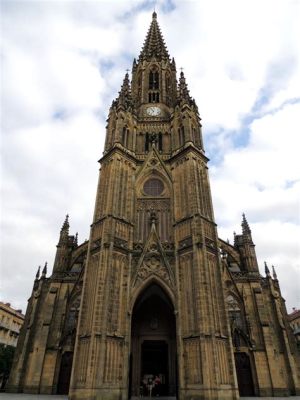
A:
[8, 12, 300, 400]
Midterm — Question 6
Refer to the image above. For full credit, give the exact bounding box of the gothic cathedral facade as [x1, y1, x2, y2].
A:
[8, 12, 300, 400]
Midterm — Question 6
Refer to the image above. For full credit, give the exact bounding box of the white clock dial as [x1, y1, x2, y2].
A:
[147, 106, 161, 116]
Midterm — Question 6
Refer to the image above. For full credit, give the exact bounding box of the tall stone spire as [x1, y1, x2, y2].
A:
[138, 11, 170, 62]
[115, 72, 132, 110]
[264, 261, 271, 277]
[241, 213, 251, 235]
[58, 214, 69, 245]
[178, 71, 192, 103]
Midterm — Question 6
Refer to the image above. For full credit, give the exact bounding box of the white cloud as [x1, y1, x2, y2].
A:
[1, 0, 300, 314]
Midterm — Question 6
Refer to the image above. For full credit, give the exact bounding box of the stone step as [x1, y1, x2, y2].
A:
[131, 397, 176, 400]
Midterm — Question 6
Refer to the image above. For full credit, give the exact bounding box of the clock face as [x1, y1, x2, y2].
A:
[146, 106, 161, 116]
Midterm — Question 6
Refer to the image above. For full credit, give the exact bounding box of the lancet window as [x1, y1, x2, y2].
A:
[148, 67, 160, 103]
[149, 69, 159, 90]
[122, 126, 129, 147]
[226, 295, 244, 329]
[145, 132, 163, 152]
[178, 126, 185, 147]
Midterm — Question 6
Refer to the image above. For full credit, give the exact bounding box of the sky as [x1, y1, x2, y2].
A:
[1, 0, 300, 314]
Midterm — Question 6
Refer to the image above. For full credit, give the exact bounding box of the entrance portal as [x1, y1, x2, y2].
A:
[130, 284, 177, 397]
[234, 352, 254, 396]
[57, 351, 73, 394]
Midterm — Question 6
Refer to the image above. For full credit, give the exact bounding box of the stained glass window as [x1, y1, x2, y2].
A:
[143, 178, 164, 196]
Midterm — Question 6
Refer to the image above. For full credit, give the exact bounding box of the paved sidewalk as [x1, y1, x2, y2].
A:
[0, 395, 67, 399]
[1, 395, 300, 400]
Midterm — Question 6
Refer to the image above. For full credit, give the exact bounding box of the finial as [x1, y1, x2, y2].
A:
[264, 261, 270, 277]
[75, 232, 78, 246]
[35, 266, 41, 279]
[152, 10, 157, 19]
[241, 213, 251, 234]
[62, 214, 69, 230]
[233, 231, 237, 246]
[272, 265, 278, 280]
[42, 261, 47, 277]
[59, 214, 70, 244]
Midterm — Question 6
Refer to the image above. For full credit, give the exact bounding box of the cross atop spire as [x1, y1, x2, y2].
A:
[138, 12, 170, 62]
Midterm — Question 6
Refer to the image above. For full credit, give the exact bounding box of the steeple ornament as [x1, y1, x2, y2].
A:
[59, 214, 70, 245]
[115, 72, 132, 110]
[138, 12, 170, 62]
[42, 262, 47, 277]
[178, 71, 191, 102]
[264, 261, 270, 277]
[241, 213, 251, 234]
[35, 266, 41, 279]
[62, 214, 69, 230]
[177, 70, 198, 110]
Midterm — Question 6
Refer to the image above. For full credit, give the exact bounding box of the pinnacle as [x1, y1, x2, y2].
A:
[116, 71, 132, 109]
[35, 265, 41, 279]
[264, 261, 270, 276]
[241, 213, 251, 234]
[42, 261, 47, 277]
[58, 214, 70, 245]
[61, 214, 69, 232]
[138, 12, 170, 62]
[178, 70, 191, 102]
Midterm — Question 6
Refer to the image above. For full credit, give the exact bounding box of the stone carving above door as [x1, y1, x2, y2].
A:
[131, 220, 175, 290]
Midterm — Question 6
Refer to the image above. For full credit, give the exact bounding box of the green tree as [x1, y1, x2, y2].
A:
[0, 344, 15, 390]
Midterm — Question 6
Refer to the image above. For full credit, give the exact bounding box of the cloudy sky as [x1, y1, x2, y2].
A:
[1, 0, 299, 314]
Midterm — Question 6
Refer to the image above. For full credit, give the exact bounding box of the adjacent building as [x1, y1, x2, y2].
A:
[7, 12, 300, 399]
[289, 308, 300, 350]
[0, 302, 24, 390]
[0, 302, 24, 348]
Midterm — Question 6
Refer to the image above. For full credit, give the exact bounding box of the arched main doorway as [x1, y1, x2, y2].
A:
[234, 352, 255, 396]
[130, 283, 177, 397]
[57, 351, 73, 394]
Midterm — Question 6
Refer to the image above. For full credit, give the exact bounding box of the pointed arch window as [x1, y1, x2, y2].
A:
[178, 125, 185, 147]
[149, 69, 159, 90]
[148, 92, 159, 103]
[226, 295, 244, 330]
[166, 72, 171, 105]
[138, 71, 142, 98]
[148, 67, 159, 103]
[158, 132, 163, 151]
[122, 126, 129, 147]
[145, 132, 150, 152]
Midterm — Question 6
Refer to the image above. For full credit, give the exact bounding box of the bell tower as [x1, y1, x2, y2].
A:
[69, 12, 238, 400]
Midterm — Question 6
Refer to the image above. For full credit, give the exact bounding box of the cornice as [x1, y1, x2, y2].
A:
[167, 142, 209, 164]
